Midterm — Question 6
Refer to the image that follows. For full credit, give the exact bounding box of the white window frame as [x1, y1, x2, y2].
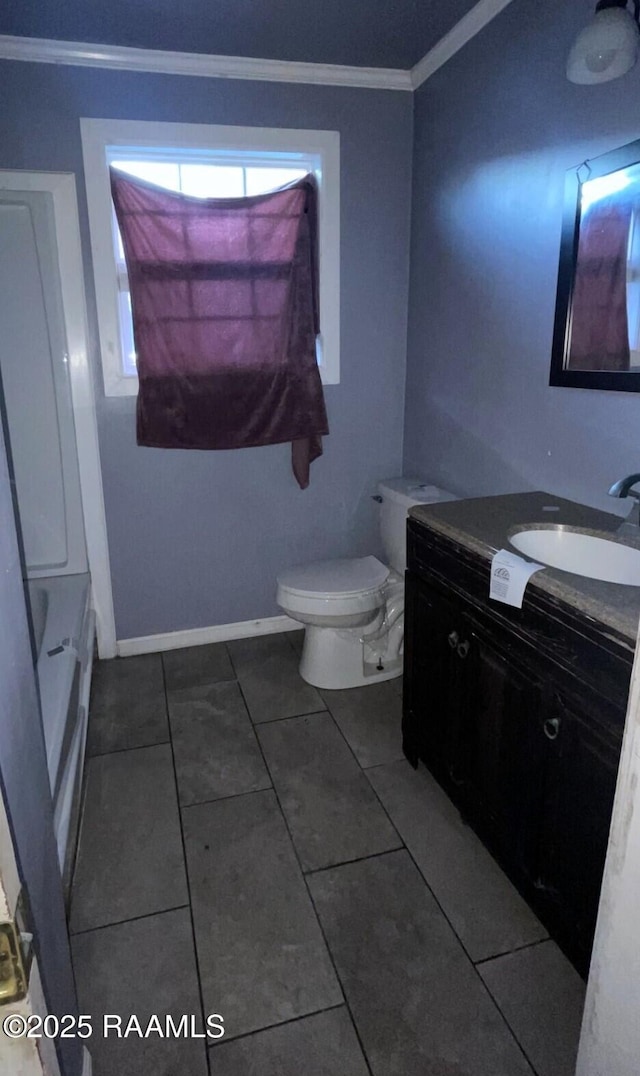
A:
[80, 117, 340, 396]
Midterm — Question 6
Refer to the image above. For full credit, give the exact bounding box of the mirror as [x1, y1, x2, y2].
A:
[550, 137, 640, 392]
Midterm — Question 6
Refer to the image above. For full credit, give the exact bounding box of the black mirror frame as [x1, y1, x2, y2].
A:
[550, 136, 640, 393]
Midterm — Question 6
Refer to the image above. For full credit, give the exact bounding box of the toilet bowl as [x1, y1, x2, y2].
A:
[277, 479, 458, 690]
[277, 556, 396, 690]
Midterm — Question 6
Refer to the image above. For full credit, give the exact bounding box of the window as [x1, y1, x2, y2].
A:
[81, 119, 340, 395]
[110, 157, 310, 380]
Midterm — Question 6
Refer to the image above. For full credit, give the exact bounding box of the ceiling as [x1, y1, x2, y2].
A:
[0, 0, 480, 70]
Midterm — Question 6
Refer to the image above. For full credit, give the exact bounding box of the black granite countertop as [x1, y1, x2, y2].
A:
[409, 491, 640, 648]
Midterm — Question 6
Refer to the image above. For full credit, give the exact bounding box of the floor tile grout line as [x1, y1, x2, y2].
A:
[360, 756, 407, 772]
[250, 707, 329, 727]
[360, 767, 485, 961]
[253, 704, 405, 874]
[338, 681, 541, 1075]
[473, 935, 551, 968]
[361, 757, 548, 979]
[69, 904, 192, 938]
[301, 881, 376, 1076]
[175, 702, 403, 862]
[475, 976, 542, 1076]
[315, 702, 405, 849]
[360, 772, 542, 1075]
[67, 714, 95, 919]
[160, 653, 214, 1076]
[178, 714, 400, 850]
[235, 676, 376, 1076]
[312, 840, 540, 1076]
[180, 782, 274, 813]
[205, 1002, 346, 1051]
[303, 846, 405, 877]
[86, 739, 171, 760]
[359, 749, 549, 974]
[226, 642, 240, 680]
[67, 678, 172, 932]
[171, 660, 362, 1057]
[165, 674, 240, 698]
[318, 684, 406, 773]
[226, 634, 324, 724]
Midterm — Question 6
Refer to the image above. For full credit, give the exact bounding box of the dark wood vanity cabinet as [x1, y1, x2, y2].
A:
[536, 694, 621, 964]
[403, 518, 630, 977]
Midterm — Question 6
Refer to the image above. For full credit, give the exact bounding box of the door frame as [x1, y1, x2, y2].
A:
[576, 608, 640, 1074]
[0, 171, 116, 658]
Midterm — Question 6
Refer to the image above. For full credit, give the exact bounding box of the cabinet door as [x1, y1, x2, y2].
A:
[403, 574, 468, 788]
[538, 692, 620, 972]
[459, 622, 551, 879]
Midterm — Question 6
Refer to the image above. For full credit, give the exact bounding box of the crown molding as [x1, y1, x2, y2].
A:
[0, 0, 517, 95]
[0, 34, 413, 91]
[411, 0, 516, 89]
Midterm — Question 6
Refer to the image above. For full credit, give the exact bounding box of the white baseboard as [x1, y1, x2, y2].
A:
[82, 1047, 92, 1076]
[116, 614, 299, 657]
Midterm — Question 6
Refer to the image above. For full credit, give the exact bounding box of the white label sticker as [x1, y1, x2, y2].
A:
[489, 549, 545, 608]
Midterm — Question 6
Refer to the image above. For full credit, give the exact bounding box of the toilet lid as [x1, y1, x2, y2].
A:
[278, 556, 390, 598]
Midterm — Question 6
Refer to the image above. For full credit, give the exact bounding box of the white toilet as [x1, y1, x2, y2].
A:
[276, 478, 458, 690]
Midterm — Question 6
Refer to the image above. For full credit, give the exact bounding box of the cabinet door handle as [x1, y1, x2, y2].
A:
[447, 630, 459, 649]
[544, 717, 560, 740]
[457, 640, 470, 659]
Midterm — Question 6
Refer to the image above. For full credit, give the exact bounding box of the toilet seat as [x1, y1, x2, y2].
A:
[279, 556, 389, 598]
[277, 556, 389, 618]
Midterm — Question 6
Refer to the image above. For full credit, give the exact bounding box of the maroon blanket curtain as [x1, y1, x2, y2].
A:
[110, 169, 328, 488]
[568, 194, 633, 372]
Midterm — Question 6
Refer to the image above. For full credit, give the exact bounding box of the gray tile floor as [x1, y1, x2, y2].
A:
[70, 631, 585, 1076]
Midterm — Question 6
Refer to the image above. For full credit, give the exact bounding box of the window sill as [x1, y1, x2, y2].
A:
[103, 374, 139, 398]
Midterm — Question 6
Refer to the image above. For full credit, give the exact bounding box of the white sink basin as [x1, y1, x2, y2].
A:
[509, 527, 640, 586]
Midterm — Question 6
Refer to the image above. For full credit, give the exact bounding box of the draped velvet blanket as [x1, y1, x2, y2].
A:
[110, 169, 329, 488]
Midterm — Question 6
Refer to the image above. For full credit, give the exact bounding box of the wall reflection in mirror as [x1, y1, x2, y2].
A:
[551, 137, 640, 392]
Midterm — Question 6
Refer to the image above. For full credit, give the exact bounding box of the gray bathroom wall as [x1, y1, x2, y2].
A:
[0, 62, 412, 639]
[404, 0, 640, 514]
[0, 412, 80, 1076]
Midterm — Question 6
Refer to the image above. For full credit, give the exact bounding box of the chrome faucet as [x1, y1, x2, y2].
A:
[608, 473, 640, 530]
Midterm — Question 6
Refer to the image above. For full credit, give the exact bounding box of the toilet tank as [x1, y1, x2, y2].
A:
[378, 478, 458, 573]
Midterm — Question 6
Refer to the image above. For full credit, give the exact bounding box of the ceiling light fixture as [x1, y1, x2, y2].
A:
[567, 0, 640, 83]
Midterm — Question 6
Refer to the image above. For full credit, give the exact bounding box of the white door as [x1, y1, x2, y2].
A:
[0, 791, 62, 1076]
[0, 172, 100, 1076]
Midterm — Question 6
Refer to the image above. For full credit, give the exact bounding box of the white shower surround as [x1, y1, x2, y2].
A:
[0, 170, 116, 657]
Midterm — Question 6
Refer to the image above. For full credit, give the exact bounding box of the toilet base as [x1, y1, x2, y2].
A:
[299, 623, 403, 690]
